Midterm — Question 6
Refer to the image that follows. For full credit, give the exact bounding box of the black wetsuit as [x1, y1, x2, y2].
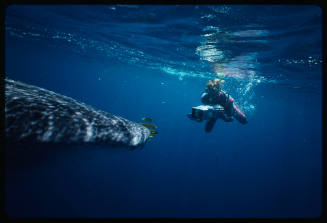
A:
[201, 91, 247, 125]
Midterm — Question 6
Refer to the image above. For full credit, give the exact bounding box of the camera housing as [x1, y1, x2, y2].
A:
[188, 105, 225, 122]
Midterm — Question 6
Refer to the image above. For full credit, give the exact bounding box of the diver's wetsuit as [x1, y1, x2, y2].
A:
[201, 91, 247, 124]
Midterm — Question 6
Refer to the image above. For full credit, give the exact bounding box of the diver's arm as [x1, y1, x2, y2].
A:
[201, 92, 210, 105]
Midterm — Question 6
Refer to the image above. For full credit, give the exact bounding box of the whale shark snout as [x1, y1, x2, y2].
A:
[5, 78, 150, 147]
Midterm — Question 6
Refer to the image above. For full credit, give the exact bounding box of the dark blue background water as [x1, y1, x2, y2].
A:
[5, 5, 322, 218]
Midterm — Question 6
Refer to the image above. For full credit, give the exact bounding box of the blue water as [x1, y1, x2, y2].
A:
[5, 5, 322, 218]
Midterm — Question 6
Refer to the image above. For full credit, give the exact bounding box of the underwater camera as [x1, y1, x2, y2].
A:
[187, 105, 225, 122]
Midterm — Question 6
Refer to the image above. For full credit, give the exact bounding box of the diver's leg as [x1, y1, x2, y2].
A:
[232, 103, 247, 124]
[205, 118, 217, 132]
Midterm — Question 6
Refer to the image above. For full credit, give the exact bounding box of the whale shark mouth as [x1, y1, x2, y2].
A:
[5, 78, 150, 147]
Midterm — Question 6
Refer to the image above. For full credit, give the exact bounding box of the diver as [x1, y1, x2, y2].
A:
[201, 78, 247, 131]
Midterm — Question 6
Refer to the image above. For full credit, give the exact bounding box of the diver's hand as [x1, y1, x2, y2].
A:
[224, 116, 233, 122]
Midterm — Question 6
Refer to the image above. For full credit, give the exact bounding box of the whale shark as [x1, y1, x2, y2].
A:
[5, 78, 150, 148]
